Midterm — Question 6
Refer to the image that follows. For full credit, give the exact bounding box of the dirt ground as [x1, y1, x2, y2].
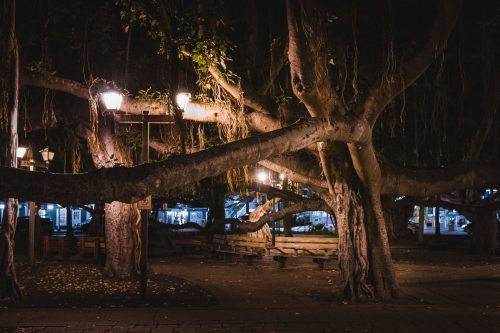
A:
[1, 242, 499, 332]
[150, 246, 500, 307]
[11, 245, 499, 308]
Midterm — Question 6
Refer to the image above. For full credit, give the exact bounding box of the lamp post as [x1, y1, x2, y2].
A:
[139, 110, 150, 300]
[175, 92, 191, 154]
[17, 147, 36, 266]
[18, 147, 56, 265]
[39, 147, 55, 168]
[19, 147, 55, 266]
[101, 89, 178, 300]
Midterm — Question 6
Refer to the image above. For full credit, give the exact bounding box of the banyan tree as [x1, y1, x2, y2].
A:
[0, 0, 499, 300]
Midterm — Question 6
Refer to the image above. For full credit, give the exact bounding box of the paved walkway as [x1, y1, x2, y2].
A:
[1, 252, 499, 333]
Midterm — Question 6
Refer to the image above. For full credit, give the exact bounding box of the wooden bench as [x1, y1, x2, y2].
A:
[77, 236, 105, 262]
[42, 235, 105, 262]
[172, 236, 206, 252]
[211, 234, 227, 252]
[212, 234, 268, 265]
[269, 236, 338, 270]
[42, 235, 71, 259]
[211, 234, 237, 262]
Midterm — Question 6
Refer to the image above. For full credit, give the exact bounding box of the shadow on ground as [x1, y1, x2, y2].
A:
[10, 262, 218, 308]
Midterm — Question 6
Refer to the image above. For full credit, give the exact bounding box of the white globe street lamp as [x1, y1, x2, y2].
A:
[101, 90, 124, 110]
[176, 92, 191, 110]
[16, 147, 27, 159]
[257, 170, 268, 183]
[39, 147, 55, 165]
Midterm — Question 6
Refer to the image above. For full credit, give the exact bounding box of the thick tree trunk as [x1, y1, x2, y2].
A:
[283, 214, 293, 237]
[323, 187, 371, 300]
[418, 206, 425, 243]
[87, 114, 137, 278]
[318, 143, 372, 299]
[362, 194, 399, 299]
[434, 205, 441, 237]
[320, 142, 399, 299]
[103, 202, 137, 277]
[381, 197, 412, 240]
[66, 206, 74, 237]
[0, 199, 21, 301]
[91, 203, 105, 236]
[285, 0, 401, 300]
[0, 0, 20, 301]
[204, 178, 227, 236]
[347, 141, 400, 299]
[472, 209, 498, 256]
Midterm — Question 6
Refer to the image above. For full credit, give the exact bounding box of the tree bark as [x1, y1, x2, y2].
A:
[86, 113, 137, 278]
[0, 116, 371, 205]
[0, 199, 20, 301]
[381, 161, 500, 197]
[204, 178, 227, 236]
[381, 197, 412, 240]
[237, 199, 329, 233]
[347, 142, 400, 299]
[282, 202, 293, 237]
[434, 205, 441, 237]
[103, 202, 137, 277]
[418, 206, 425, 243]
[0, 0, 21, 301]
[322, 189, 371, 300]
[316, 143, 371, 299]
[362, 194, 399, 299]
[472, 209, 498, 256]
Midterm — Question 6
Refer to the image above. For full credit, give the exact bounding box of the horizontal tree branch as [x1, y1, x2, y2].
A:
[396, 197, 500, 215]
[149, 140, 199, 155]
[21, 71, 169, 114]
[22, 72, 500, 203]
[258, 159, 328, 190]
[0, 116, 370, 205]
[248, 181, 305, 202]
[381, 162, 500, 197]
[21, 72, 89, 99]
[22, 71, 289, 133]
[236, 199, 331, 232]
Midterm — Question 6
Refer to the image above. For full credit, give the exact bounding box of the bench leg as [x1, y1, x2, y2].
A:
[313, 258, 326, 270]
[55, 239, 65, 260]
[274, 256, 287, 268]
[42, 237, 49, 259]
[93, 239, 99, 262]
[244, 255, 256, 266]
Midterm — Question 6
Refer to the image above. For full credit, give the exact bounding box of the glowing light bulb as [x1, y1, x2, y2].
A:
[176, 92, 191, 110]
